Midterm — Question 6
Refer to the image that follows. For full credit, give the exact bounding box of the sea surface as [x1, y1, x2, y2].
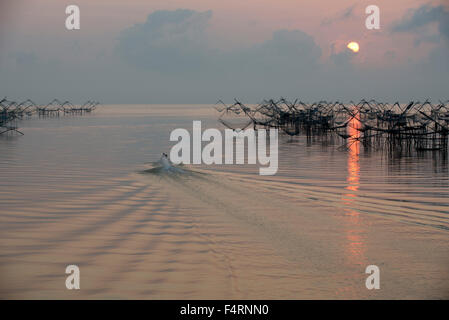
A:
[0, 104, 448, 299]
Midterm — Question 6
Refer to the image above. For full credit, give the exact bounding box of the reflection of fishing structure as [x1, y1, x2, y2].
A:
[215, 99, 449, 153]
[0, 98, 99, 135]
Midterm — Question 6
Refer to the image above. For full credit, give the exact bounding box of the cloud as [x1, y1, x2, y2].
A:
[214, 29, 323, 98]
[392, 4, 449, 41]
[256, 29, 321, 63]
[321, 4, 356, 26]
[116, 10, 322, 85]
[390, 4, 449, 91]
[239, 29, 322, 72]
[9, 51, 38, 68]
[116, 9, 213, 72]
[330, 50, 354, 67]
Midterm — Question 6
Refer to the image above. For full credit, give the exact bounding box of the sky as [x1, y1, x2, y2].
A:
[0, 0, 448, 104]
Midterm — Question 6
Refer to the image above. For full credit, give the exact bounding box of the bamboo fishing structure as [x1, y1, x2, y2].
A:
[215, 99, 449, 153]
[0, 98, 99, 135]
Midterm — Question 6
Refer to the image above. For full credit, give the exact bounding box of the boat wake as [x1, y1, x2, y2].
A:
[140, 153, 203, 176]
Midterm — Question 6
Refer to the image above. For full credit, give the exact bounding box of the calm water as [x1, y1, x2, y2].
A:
[0, 105, 448, 299]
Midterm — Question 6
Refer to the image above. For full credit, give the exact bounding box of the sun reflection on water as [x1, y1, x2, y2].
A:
[341, 111, 367, 268]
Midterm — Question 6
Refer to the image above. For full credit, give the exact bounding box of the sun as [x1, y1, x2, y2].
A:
[347, 41, 360, 53]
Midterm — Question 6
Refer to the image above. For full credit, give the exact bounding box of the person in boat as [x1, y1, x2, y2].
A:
[160, 153, 172, 169]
